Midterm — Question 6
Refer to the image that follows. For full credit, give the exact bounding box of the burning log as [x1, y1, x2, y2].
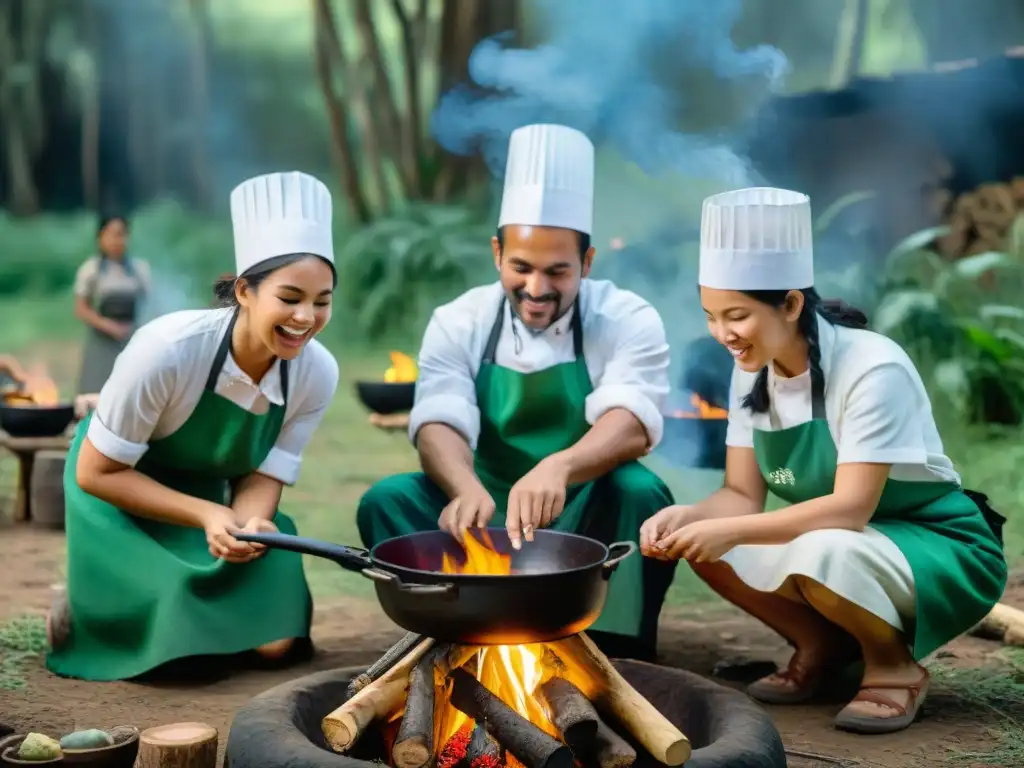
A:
[448, 667, 573, 768]
[466, 723, 504, 768]
[392, 644, 448, 768]
[347, 632, 424, 697]
[555, 634, 691, 766]
[590, 719, 637, 768]
[537, 677, 599, 747]
[322, 637, 435, 752]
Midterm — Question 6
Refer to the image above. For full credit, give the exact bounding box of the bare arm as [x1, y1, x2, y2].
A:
[547, 408, 648, 485]
[0, 354, 26, 384]
[75, 295, 118, 335]
[736, 462, 888, 544]
[76, 438, 225, 527]
[690, 445, 768, 519]
[232, 472, 285, 523]
[417, 422, 484, 498]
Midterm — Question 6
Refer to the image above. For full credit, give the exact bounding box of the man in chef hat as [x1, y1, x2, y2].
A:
[357, 124, 678, 660]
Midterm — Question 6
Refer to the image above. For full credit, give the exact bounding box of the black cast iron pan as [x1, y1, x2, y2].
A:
[233, 528, 636, 645]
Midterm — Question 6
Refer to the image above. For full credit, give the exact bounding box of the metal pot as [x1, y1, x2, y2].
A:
[233, 528, 636, 645]
[0, 403, 76, 438]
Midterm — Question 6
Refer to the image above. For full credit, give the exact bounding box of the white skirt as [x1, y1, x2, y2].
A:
[720, 527, 916, 630]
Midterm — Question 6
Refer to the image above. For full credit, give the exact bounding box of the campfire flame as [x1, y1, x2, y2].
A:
[384, 351, 418, 383]
[672, 392, 727, 420]
[2, 364, 60, 407]
[432, 531, 602, 766]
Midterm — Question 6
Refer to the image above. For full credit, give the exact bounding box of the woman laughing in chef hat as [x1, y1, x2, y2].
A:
[640, 187, 1006, 734]
[47, 172, 340, 682]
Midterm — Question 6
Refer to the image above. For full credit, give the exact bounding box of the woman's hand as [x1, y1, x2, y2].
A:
[640, 505, 704, 557]
[652, 518, 744, 564]
[101, 319, 133, 341]
[236, 516, 279, 561]
[202, 505, 259, 563]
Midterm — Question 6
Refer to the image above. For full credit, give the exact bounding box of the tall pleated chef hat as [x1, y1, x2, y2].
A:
[230, 171, 334, 276]
[699, 187, 814, 290]
[498, 124, 595, 235]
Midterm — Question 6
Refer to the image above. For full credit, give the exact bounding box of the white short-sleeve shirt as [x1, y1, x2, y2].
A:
[725, 314, 961, 485]
[409, 279, 671, 450]
[88, 308, 339, 485]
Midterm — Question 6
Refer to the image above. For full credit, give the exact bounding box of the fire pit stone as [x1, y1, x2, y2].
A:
[227, 652, 786, 768]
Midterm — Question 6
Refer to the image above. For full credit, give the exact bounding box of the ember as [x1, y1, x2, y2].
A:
[672, 392, 726, 420]
[321, 533, 692, 768]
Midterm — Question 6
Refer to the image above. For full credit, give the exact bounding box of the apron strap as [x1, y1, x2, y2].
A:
[768, 367, 827, 428]
[481, 299, 507, 365]
[204, 309, 290, 405]
[481, 298, 585, 365]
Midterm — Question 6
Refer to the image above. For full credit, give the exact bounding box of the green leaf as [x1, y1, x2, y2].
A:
[978, 304, 1024, 322]
[930, 360, 972, 413]
[871, 290, 939, 334]
[887, 226, 949, 262]
[951, 251, 1011, 279]
[814, 190, 877, 235]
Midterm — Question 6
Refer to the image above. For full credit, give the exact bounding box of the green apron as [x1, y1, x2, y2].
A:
[358, 298, 676, 651]
[49, 309, 313, 681]
[752, 371, 1007, 660]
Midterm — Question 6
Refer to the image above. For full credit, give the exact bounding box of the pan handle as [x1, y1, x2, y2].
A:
[361, 568, 459, 599]
[602, 541, 637, 579]
[233, 531, 372, 573]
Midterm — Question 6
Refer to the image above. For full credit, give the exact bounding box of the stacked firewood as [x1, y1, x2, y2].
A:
[936, 178, 1024, 259]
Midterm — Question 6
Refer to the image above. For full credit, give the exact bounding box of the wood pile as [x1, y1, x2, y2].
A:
[936, 177, 1024, 259]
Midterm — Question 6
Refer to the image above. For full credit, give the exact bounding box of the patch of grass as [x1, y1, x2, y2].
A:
[931, 648, 1024, 765]
[0, 615, 47, 690]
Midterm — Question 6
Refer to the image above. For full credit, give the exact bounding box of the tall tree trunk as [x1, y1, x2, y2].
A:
[187, 0, 212, 209]
[312, 0, 371, 223]
[0, 4, 40, 215]
[388, 0, 427, 197]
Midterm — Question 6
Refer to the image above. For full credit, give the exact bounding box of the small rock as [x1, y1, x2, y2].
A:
[17, 733, 62, 761]
[718, 632, 737, 641]
[60, 729, 114, 750]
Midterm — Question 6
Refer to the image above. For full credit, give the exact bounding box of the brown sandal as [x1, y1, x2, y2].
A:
[833, 667, 930, 734]
[747, 640, 861, 705]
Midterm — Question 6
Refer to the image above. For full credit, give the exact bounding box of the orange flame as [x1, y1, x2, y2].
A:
[2, 363, 60, 407]
[673, 392, 727, 420]
[383, 351, 418, 383]
[431, 531, 601, 763]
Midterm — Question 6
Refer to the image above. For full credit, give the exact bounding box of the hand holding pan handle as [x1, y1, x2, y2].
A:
[233, 531, 457, 598]
[601, 541, 637, 580]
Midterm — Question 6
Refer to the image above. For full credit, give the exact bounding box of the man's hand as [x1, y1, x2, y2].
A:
[506, 456, 570, 550]
[439, 482, 496, 542]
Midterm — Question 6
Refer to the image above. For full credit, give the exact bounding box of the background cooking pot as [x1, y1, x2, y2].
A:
[0, 403, 76, 437]
[233, 528, 636, 645]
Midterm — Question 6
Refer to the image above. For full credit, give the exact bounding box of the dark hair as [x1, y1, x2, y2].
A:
[97, 214, 129, 238]
[213, 253, 338, 308]
[740, 287, 869, 413]
[495, 226, 591, 259]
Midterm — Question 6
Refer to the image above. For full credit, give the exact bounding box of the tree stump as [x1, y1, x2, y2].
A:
[30, 450, 66, 529]
[137, 723, 218, 768]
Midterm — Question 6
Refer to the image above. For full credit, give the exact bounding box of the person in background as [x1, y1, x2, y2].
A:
[641, 187, 1006, 734]
[0, 355, 28, 391]
[47, 172, 340, 682]
[357, 124, 677, 662]
[73, 215, 151, 395]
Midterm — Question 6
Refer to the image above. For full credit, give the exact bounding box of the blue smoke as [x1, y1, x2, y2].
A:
[430, 0, 788, 184]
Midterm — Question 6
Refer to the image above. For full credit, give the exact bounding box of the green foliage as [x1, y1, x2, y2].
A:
[871, 225, 1024, 424]
[335, 203, 494, 343]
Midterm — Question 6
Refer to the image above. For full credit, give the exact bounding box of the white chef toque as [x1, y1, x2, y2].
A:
[230, 171, 334, 276]
[698, 187, 814, 290]
[498, 124, 594, 235]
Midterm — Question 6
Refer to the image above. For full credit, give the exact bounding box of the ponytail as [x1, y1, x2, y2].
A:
[740, 288, 868, 414]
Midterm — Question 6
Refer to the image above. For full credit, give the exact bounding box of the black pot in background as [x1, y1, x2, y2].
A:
[355, 381, 415, 415]
[0, 404, 75, 438]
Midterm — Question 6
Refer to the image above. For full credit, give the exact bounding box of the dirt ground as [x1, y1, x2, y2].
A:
[1, 525, 1021, 768]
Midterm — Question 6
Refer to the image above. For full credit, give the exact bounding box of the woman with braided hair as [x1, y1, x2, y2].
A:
[640, 188, 1006, 734]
